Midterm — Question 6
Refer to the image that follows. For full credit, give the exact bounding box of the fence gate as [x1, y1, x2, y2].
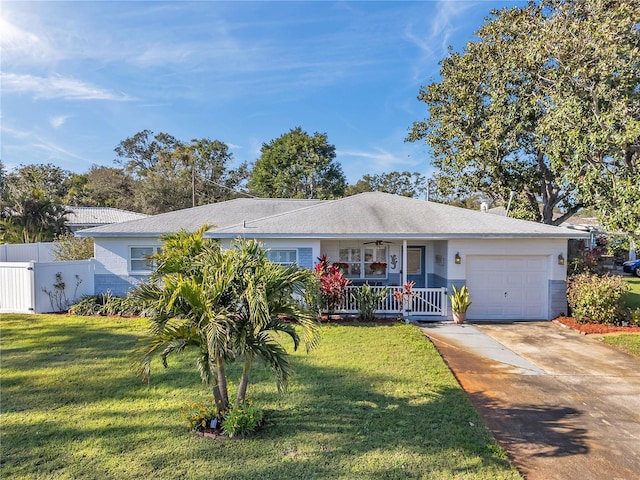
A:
[0, 260, 95, 314]
[0, 262, 35, 314]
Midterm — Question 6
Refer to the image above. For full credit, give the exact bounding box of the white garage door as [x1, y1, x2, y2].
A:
[466, 255, 548, 320]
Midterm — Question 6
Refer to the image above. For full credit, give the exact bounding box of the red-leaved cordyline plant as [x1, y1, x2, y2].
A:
[314, 255, 350, 315]
[393, 281, 416, 312]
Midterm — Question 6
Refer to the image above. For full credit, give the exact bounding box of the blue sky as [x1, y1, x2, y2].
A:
[1, 1, 523, 184]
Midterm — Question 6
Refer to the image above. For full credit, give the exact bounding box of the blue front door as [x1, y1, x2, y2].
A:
[406, 246, 425, 288]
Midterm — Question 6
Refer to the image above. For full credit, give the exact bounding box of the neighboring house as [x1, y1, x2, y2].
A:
[77, 192, 589, 321]
[65, 207, 149, 232]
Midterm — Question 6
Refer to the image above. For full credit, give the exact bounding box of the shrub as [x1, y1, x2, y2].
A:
[314, 255, 350, 314]
[69, 295, 103, 316]
[69, 291, 143, 317]
[566, 273, 629, 325]
[53, 232, 94, 260]
[181, 399, 218, 431]
[450, 285, 472, 313]
[221, 401, 263, 438]
[351, 284, 388, 321]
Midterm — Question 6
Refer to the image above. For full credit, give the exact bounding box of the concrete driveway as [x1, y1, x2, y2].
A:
[418, 321, 640, 480]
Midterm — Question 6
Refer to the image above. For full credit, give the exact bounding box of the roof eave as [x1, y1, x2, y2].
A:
[75, 231, 167, 238]
[206, 232, 590, 240]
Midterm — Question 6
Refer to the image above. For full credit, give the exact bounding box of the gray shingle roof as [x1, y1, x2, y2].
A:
[76, 198, 325, 237]
[209, 192, 589, 239]
[77, 193, 589, 239]
[66, 207, 148, 227]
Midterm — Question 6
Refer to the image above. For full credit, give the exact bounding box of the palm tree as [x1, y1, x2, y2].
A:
[1, 196, 68, 243]
[229, 240, 320, 405]
[133, 230, 321, 418]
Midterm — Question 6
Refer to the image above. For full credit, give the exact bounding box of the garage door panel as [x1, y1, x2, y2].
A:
[466, 255, 548, 320]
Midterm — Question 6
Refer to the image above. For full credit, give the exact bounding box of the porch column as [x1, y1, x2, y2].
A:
[402, 240, 407, 285]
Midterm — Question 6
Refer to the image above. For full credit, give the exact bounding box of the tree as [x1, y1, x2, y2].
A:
[3, 163, 71, 204]
[115, 131, 249, 213]
[61, 173, 89, 206]
[0, 195, 69, 243]
[0, 160, 6, 195]
[114, 130, 181, 179]
[134, 230, 320, 418]
[173, 139, 250, 207]
[249, 127, 346, 199]
[408, 0, 639, 232]
[346, 171, 427, 198]
[52, 232, 94, 260]
[80, 165, 137, 209]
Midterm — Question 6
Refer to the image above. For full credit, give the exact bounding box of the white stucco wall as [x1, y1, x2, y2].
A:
[94, 237, 163, 276]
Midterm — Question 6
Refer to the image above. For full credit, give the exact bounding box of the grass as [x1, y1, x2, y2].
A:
[0, 314, 520, 480]
[624, 276, 640, 310]
[600, 334, 640, 357]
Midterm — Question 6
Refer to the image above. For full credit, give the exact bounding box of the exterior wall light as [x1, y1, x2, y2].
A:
[558, 253, 565, 265]
[455, 252, 461, 264]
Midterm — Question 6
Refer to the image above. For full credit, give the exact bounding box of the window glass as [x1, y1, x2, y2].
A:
[407, 248, 422, 274]
[130, 246, 159, 273]
[365, 247, 387, 277]
[266, 249, 297, 264]
[340, 245, 387, 279]
[339, 248, 361, 277]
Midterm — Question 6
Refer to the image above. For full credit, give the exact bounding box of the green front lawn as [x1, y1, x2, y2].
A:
[601, 334, 640, 357]
[0, 314, 519, 479]
[624, 276, 640, 310]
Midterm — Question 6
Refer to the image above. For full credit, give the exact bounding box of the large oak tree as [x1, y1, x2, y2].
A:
[115, 131, 249, 213]
[408, 0, 639, 234]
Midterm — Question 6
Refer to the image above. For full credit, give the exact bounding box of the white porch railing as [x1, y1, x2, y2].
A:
[337, 286, 448, 317]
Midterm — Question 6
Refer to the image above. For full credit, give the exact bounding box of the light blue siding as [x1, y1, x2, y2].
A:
[549, 279, 568, 319]
[95, 274, 146, 296]
[298, 248, 313, 269]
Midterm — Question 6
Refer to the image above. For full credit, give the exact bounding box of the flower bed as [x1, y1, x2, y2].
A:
[554, 316, 640, 334]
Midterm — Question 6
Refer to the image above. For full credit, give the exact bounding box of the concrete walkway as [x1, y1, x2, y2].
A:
[418, 321, 640, 480]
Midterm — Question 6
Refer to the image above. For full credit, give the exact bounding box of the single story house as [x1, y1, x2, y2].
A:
[77, 192, 589, 321]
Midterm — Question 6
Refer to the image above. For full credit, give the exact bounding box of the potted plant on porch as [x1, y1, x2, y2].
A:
[450, 285, 472, 324]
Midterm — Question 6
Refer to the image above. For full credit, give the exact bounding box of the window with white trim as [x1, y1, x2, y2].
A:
[339, 245, 387, 279]
[129, 246, 161, 273]
[266, 249, 297, 265]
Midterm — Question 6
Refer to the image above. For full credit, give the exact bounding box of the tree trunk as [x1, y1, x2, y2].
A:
[208, 358, 227, 417]
[216, 355, 229, 413]
[236, 356, 252, 406]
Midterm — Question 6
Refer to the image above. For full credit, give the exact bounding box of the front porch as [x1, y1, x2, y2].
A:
[336, 285, 448, 319]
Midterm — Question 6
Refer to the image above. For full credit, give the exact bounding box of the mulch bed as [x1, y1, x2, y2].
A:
[319, 315, 403, 325]
[554, 316, 640, 335]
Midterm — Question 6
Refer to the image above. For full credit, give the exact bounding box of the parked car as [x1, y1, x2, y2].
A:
[622, 259, 640, 277]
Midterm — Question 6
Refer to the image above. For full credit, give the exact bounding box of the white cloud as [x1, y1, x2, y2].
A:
[338, 148, 416, 173]
[31, 141, 84, 160]
[50, 115, 69, 128]
[1, 123, 85, 163]
[404, 0, 476, 82]
[0, 17, 52, 63]
[1, 73, 131, 101]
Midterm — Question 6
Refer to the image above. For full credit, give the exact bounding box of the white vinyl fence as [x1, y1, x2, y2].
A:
[0, 242, 56, 262]
[0, 260, 95, 314]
